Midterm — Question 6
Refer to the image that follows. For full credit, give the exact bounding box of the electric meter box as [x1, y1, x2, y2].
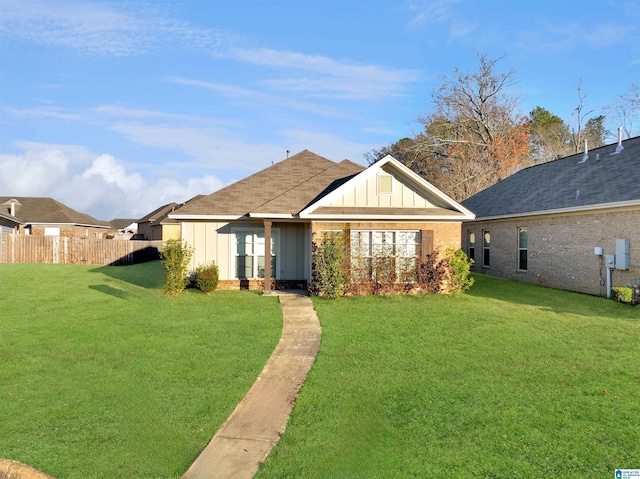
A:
[615, 238, 630, 270]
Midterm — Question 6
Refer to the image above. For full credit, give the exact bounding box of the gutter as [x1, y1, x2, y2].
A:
[468, 199, 640, 222]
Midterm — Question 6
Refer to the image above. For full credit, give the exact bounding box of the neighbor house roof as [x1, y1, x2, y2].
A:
[0, 211, 23, 225]
[462, 135, 640, 220]
[0, 197, 111, 228]
[110, 218, 137, 230]
[172, 150, 364, 218]
[138, 203, 179, 223]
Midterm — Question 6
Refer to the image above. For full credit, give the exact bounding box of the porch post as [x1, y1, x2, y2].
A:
[264, 220, 272, 295]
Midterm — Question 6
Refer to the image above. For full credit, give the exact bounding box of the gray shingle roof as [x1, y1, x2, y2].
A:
[0, 197, 111, 227]
[174, 150, 365, 217]
[462, 135, 640, 218]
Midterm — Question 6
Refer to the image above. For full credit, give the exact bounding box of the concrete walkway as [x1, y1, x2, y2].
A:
[182, 291, 321, 479]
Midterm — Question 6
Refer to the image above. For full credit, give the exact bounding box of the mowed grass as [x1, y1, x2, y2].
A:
[0, 262, 282, 479]
[257, 274, 640, 479]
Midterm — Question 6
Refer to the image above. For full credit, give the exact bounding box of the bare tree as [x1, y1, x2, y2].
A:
[411, 54, 530, 200]
[606, 82, 640, 139]
[570, 80, 596, 153]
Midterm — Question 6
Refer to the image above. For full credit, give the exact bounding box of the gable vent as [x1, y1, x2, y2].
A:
[378, 174, 393, 195]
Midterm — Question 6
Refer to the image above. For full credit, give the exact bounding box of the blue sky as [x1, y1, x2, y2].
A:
[1, 0, 639, 220]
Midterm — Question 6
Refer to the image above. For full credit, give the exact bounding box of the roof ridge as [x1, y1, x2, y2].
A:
[251, 156, 347, 213]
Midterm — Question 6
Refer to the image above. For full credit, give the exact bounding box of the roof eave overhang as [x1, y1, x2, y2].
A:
[168, 214, 247, 220]
[469, 199, 640, 222]
[248, 213, 296, 219]
[300, 214, 474, 221]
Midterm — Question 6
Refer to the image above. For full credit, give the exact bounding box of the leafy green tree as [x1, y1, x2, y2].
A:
[528, 106, 571, 164]
[582, 115, 609, 149]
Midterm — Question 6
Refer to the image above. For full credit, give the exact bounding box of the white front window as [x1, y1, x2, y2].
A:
[44, 227, 60, 236]
[232, 229, 279, 279]
[350, 230, 420, 282]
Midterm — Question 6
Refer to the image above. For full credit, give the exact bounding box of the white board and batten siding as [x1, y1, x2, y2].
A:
[182, 221, 308, 281]
[328, 167, 447, 209]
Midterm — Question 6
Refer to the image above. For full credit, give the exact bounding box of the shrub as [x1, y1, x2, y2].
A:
[415, 252, 447, 294]
[194, 261, 219, 294]
[310, 232, 349, 299]
[445, 248, 474, 294]
[160, 239, 194, 296]
[611, 287, 633, 304]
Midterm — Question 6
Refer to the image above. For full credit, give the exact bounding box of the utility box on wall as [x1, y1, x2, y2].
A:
[615, 238, 630, 270]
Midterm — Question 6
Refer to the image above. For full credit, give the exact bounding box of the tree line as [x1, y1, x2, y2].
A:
[365, 54, 640, 202]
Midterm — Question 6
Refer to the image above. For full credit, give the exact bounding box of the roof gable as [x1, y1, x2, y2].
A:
[463, 135, 640, 219]
[138, 203, 178, 223]
[300, 155, 475, 219]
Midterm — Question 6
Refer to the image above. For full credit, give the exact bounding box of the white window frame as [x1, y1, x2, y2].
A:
[44, 227, 60, 236]
[482, 230, 491, 267]
[231, 227, 280, 280]
[518, 227, 528, 271]
[468, 230, 476, 264]
[350, 230, 420, 282]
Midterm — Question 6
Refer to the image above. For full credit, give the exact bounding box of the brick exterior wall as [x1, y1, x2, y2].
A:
[24, 224, 113, 238]
[462, 207, 640, 296]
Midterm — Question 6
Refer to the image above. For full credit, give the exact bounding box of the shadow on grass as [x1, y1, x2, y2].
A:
[90, 260, 165, 290]
[467, 272, 638, 319]
[89, 284, 130, 299]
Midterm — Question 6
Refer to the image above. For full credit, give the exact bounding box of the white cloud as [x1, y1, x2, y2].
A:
[0, 0, 229, 56]
[213, 48, 420, 100]
[1, 105, 84, 121]
[0, 141, 226, 220]
[165, 76, 351, 117]
[407, 0, 461, 26]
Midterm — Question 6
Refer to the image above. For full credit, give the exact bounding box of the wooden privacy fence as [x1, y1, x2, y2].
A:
[0, 235, 164, 265]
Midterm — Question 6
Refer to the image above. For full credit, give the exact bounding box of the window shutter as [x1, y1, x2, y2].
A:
[421, 230, 433, 257]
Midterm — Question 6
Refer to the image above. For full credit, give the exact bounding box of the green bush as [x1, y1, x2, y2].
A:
[310, 232, 349, 299]
[160, 239, 194, 296]
[444, 248, 474, 294]
[611, 287, 633, 303]
[194, 261, 219, 294]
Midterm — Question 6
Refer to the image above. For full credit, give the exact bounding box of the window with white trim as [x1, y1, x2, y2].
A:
[233, 229, 278, 280]
[468, 231, 476, 263]
[482, 230, 490, 267]
[350, 230, 420, 282]
[518, 227, 528, 271]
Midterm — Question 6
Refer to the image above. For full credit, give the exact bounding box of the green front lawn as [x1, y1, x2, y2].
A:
[0, 262, 282, 479]
[257, 274, 640, 478]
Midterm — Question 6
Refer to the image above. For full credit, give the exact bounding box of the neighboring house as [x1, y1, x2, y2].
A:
[137, 197, 203, 241]
[0, 197, 113, 238]
[170, 150, 475, 292]
[110, 218, 138, 234]
[109, 218, 138, 240]
[137, 203, 179, 240]
[461, 133, 640, 297]
[0, 210, 23, 235]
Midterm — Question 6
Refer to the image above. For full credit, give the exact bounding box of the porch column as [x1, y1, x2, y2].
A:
[264, 220, 272, 295]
